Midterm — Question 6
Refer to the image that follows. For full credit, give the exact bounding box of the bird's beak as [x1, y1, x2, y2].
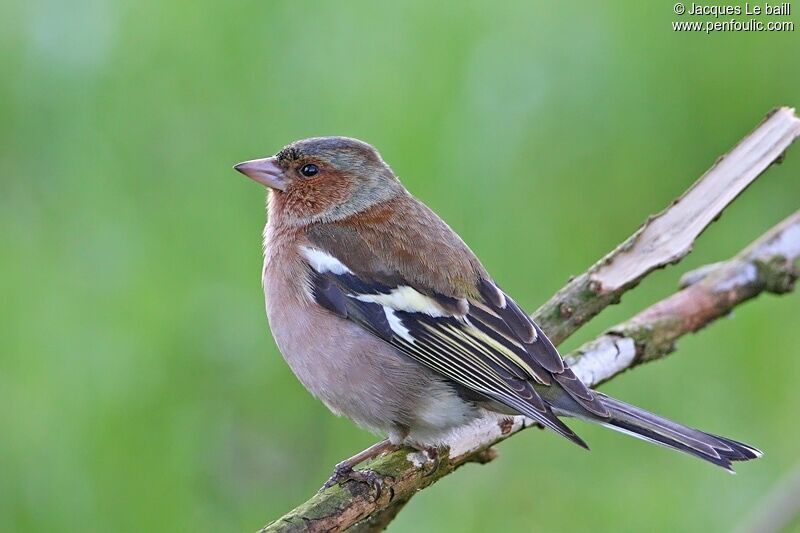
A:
[233, 157, 287, 191]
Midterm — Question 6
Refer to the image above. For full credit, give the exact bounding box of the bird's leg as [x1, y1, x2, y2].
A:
[321, 439, 399, 496]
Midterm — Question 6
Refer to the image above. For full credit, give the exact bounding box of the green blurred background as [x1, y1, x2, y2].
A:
[2, 1, 799, 531]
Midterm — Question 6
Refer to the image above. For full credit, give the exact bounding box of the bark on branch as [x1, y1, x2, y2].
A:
[537, 107, 800, 345]
[259, 108, 800, 533]
[565, 210, 800, 387]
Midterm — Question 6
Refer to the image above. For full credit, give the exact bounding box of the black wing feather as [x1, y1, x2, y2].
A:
[306, 261, 602, 445]
[311, 275, 349, 318]
[477, 279, 609, 417]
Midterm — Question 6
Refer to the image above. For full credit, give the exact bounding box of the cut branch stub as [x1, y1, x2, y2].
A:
[592, 107, 800, 293]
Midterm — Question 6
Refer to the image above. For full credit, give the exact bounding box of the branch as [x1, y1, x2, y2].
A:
[565, 211, 800, 387]
[259, 108, 800, 533]
[536, 107, 800, 345]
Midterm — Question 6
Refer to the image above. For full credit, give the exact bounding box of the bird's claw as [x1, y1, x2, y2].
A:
[421, 447, 441, 477]
[321, 463, 386, 500]
[321, 462, 352, 492]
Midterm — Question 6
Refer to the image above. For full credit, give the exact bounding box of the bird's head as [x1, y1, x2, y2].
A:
[234, 136, 403, 224]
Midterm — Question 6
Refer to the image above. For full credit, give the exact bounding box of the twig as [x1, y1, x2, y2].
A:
[259, 108, 800, 533]
[567, 211, 800, 386]
[536, 107, 800, 345]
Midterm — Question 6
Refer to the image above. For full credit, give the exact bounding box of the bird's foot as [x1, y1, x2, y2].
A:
[321, 462, 387, 500]
[319, 439, 399, 498]
[407, 445, 444, 477]
[422, 447, 441, 476]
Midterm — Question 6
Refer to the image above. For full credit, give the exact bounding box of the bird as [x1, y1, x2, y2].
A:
[234, 136, 761, 487]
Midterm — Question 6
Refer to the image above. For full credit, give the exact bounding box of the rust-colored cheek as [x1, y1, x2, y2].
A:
[282, 172, 354, 218]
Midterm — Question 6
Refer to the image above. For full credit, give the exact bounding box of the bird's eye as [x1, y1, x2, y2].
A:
[299, 164, 319, 177]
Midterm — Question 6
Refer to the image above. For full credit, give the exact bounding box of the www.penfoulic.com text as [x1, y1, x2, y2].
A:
[672, 2, 794, 32]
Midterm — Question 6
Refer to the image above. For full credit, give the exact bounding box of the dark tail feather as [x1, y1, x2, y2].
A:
[594, 393, 762, 472]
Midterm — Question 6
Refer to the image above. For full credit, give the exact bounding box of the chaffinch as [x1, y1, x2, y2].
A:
[234, 137, 760, 485]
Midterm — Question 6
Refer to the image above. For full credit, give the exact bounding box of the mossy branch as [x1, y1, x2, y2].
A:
[260, 108, 800, 533]
[565, 211, 800, 386]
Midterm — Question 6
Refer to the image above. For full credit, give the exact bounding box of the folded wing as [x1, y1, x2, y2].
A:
[300, 245, 610, 447]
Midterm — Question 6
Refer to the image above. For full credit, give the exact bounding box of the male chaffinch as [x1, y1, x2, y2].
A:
[234, 137, 760, 486]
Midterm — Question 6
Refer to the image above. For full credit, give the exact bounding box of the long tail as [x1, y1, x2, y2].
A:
[590, 393, 762, 472]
